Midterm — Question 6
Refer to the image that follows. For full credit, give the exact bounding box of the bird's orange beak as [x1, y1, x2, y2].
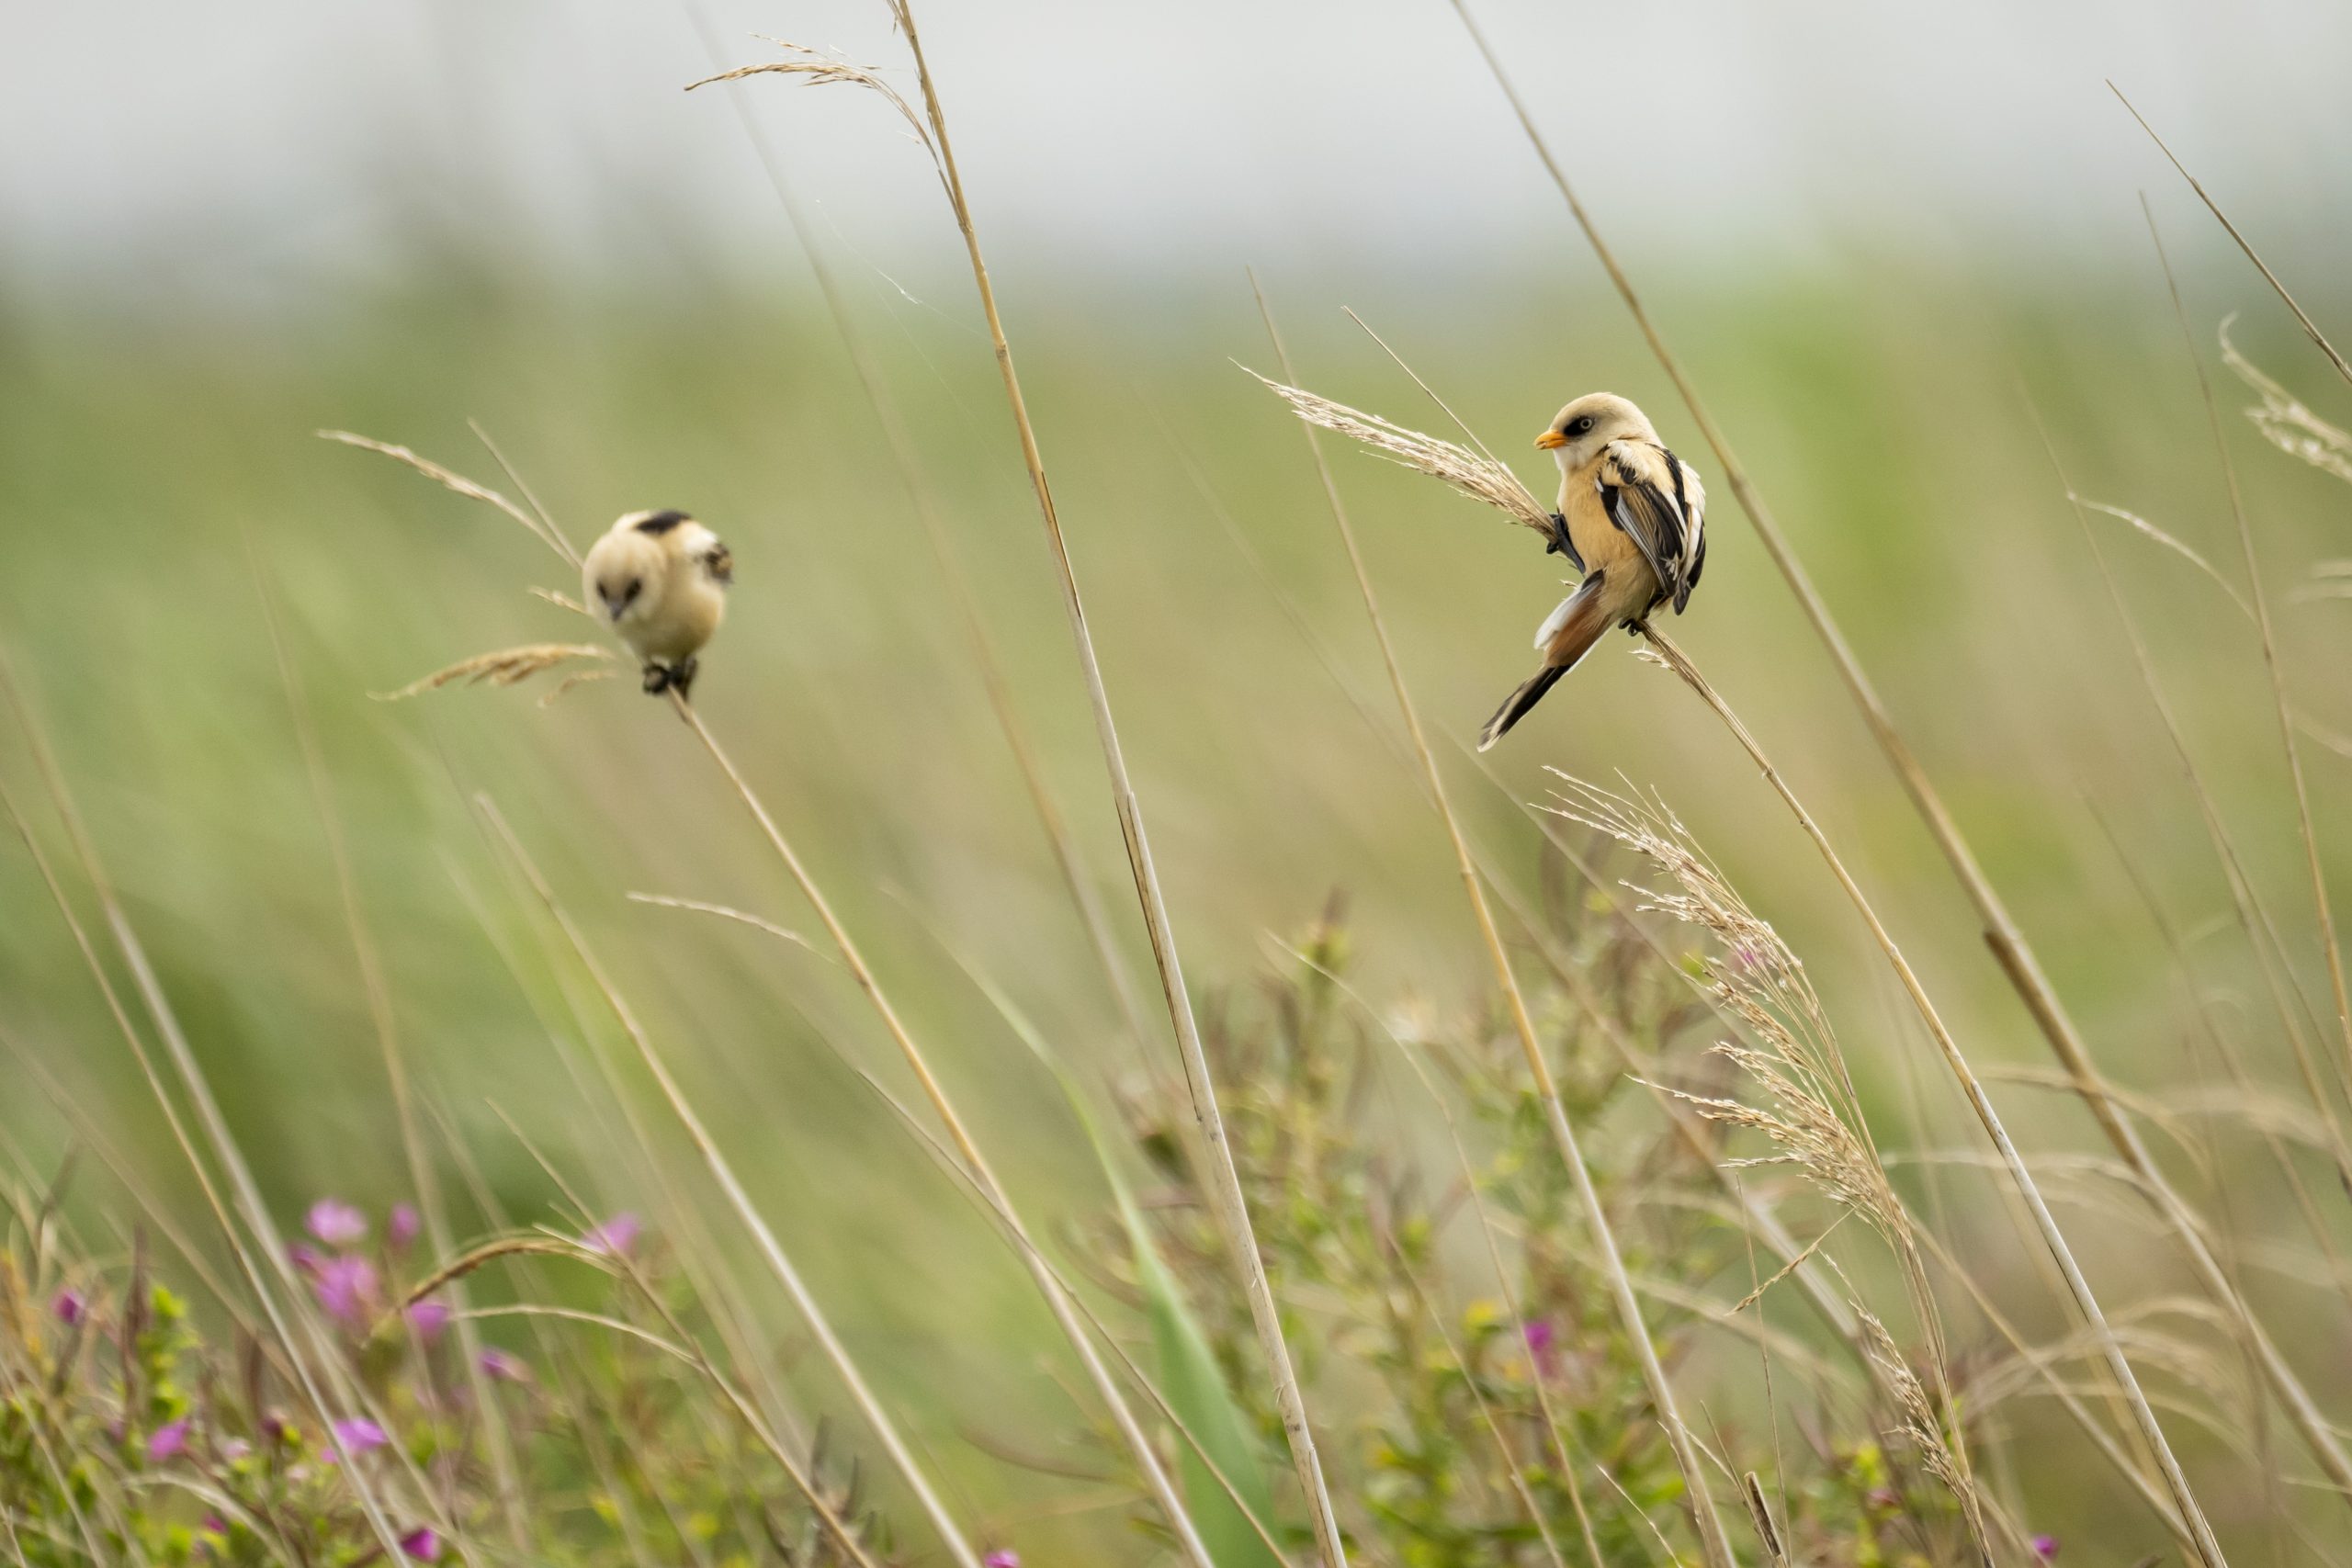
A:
[1533, 429, 1568, 450]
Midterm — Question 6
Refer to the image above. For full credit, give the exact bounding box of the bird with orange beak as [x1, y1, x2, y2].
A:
[1477, 393, 1707, 749]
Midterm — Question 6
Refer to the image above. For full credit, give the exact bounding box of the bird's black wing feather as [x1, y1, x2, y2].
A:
[1597, 442, 1700, 614]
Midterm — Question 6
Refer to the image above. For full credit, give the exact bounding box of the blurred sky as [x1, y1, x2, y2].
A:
[7, 0, 2350, 308]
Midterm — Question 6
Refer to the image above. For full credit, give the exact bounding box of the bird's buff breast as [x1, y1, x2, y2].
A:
[1559, 469, 1655, 591]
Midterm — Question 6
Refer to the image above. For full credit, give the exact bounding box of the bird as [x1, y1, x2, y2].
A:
[581, 509, 734, 700]
[1476, 393, 1706, 750]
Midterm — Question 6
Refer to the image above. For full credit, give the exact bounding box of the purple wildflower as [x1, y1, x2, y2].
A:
[1521, 1317, 1560, 1377]
[147, 1419, 191, 1461]
[388, 1203, 422, 1251]
[306, 1199, 368, 1247]
[582, 1213, 641, 1257]
[311, 1255, 379, 1325]
[51, 1289, 86, 1325]
[405, 1300, 451, 1342]
[399, 1527, 443, 1562]
[2031, 1538, 2059, 1562]
[984, 1553, 1021, 1568]
[478, 1348, 529, 1382]
[287, 1243, 323, 1276]
[331, 1417, 389, 1455]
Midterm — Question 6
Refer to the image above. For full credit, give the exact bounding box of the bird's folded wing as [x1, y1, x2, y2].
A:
[1597, 441, 1703, 613]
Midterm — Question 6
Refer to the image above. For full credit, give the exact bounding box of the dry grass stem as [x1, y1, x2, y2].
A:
[2145, 211, 2352, 1155]
[702, 10, 1352, 1562]
[2111, 84, 2352, 388]
[2220, 317, 2352, 486]
[2067, 495, 2255, 621]
[1248, 371, 1555, 537]
[625, 892, 822, 955]
[374, 643, 613, 702]
[681, 6, 1156, 1055]
[319, 430, 577, 565]
[685, 40, 938, 176]
[477, 797, 989, 1568]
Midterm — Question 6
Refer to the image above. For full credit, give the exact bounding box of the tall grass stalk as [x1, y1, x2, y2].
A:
[659, 695, 1225, 1568]
[2111, 85, 2352, 389]
[474, 796, 989, 1568]
[1442, 0, 2352, 1509]
[702, 10, 1355, 1562]
[681, 1, 1158, 1057]
[1635, 625, 2225, 1568]
[1252, 280, 1735, 1567]
[248, 552, 536, 1554]
[2144, 206, 2352, 1129]
[0, 655, 426, 1562]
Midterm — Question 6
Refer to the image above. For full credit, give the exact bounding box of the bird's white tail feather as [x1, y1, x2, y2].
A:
[1478, 576, 1612, 750]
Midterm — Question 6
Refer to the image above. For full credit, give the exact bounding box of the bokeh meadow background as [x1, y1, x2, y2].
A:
[6, 1, 2352, 1562]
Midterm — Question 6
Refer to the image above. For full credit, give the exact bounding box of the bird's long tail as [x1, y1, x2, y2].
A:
[1476, 576, 1611, 750]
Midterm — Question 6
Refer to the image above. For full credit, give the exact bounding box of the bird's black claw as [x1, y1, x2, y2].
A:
[671, 657, 698, 703]
[642, 664, 673, 694]
[1544, 512, 1569, 554]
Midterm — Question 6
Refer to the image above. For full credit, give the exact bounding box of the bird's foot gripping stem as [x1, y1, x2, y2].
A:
[640, 656, 699, 701]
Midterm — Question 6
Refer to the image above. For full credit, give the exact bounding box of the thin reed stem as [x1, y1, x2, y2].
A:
[681, 0, 1157, 1056]
[2143, 206, 2352, 1130]
[475, 797, 989, 1568]
[247, 547, 536, 1553]
[1639, 625, 2226, 1568]
[872, 9, 1351, 1561]
[2110, 85, 2352, 389]
[1442, 0, 2352, 1509]
[0, 652, 424, 1562]
[662, 695, 1222, 1568]
[1250, 280, 1735, 1566]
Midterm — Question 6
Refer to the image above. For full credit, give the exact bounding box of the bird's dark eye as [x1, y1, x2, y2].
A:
[1566, 415, 1596, 437]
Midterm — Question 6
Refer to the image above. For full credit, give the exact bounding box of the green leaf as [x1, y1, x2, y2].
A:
[979, 974, 1284, 1568]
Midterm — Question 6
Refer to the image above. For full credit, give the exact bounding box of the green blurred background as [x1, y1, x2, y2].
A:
[6, 0, 2352, 1552]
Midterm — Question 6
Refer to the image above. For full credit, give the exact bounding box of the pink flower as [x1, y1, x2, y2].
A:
[582, 1213, 641, 1257]
[399, 1527, 442, 1562]
[984, 1553, 1021, 1568]
[389, 1203, 422, 1251]
[307, 1200, 368, 1247]
[51, 1289, 86, 1325]
[146, 1419, 191, 1461]
[331, 1417, 389, 1455]
[478, 1348, 529, 1383]
[1521, 1317, 1560, 1378]
[405, 1300, 451, 1341]
[2031, 1538, 2059, 1562]
[312, 1256, 379, 1325]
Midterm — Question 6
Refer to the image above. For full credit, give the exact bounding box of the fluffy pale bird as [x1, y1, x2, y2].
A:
[582, 509, 734, 699]
[1477, 393, 1706, 750]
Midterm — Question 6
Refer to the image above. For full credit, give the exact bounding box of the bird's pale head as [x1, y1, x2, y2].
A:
[1534, 393, 1657, 469]
[584, 511, 694, 627]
